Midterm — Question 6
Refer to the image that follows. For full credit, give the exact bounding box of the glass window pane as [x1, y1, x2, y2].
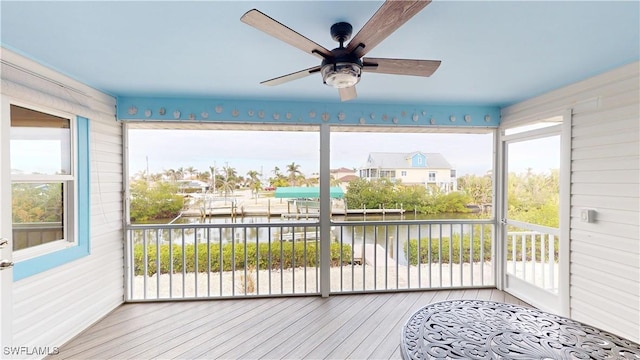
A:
[504, 116, 562, 135]
[10, 105, 71, 175]
[331, 131, 495, 220]
[506, 135, 560, 228]
[12, 182, 65, 251]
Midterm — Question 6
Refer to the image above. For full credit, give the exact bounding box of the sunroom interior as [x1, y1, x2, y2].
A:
[1, 1, 638, 358]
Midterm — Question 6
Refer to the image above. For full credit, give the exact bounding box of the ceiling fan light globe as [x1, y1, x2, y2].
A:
[321, 63, 362, 89]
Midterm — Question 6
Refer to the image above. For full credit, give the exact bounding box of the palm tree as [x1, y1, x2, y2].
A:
[209, 165, 217, 189]
[197, 171, 210, 183]
[286, 162, 302, 186]
[246, 170, 262, 201]
[185, 166, 197, 179]
[164, 169, 177, 182]
[272, 166, 281, 176]
[220, 165, 238, 201]
[176, 167, 185, 180]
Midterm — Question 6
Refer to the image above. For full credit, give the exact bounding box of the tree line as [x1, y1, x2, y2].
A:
[135, 162, 318, 193]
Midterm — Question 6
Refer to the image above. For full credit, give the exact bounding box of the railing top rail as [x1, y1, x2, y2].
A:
[506, 219, 560, 235]
[126, 221, 320, 230]
[330, 219, 494, 226]
[13, 222, 64, 229]
[506, 231, 552, 236]
[127, 218, 495, 231]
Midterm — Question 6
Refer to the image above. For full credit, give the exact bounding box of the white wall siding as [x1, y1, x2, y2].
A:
[502, 61, 640, 342]
[1, 49, 124, 357]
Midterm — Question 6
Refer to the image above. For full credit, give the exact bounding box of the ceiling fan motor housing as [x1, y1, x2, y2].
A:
[321, 47, 363, 88]
[330, 22, 353, 44]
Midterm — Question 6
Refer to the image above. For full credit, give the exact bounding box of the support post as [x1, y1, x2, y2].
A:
[319, 124, 331, 297]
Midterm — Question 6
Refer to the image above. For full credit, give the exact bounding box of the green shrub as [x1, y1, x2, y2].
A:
[134, 241, 352, 276]
[405, 228, 559, 265]
[405, 231, 493, 265]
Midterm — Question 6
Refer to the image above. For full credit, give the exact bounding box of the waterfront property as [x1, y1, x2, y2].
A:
[1, 1, 639, 359]
[359, 151, 458, 192]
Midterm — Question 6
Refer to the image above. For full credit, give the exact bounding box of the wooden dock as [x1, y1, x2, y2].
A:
[352, 244, 396, 266]
[277, 231, 321, 241]
[345, 208, 405, 215]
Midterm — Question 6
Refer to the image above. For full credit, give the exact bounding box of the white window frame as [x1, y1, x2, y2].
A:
[8, 100, 79, 263]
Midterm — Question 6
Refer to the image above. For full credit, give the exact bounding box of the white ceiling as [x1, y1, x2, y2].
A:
[1, 1, 638, 107]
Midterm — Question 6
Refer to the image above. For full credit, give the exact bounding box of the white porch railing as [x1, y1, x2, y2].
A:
[125, 219, 496, 301]
[330, 220, 495, 292]
[505, 222, 560, 293]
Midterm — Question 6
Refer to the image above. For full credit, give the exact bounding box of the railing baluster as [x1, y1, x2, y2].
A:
[143, 229, 148, 300]
[346, 225, 351, 291]
[395, 225, 400, 289]
[256, 226, 260, 295]
[231, 228, 236, 296]
[459, 224, 463, 286]
[541, 233, 546, 289]
[128, 230, 133, 300]
[439, 225, 443, 288]
[339, 226, 343, 292]
[549, 234, 555, 290]
[532, 232, 537, 286]
[449, 224, 453, 287]
[244, 227, 248, 295]
[406, 225, 411, 289]
[362, 226, 367, 291]
[207, 228, 211, 297]
[417, 224, 422, 288]
[195, 228, 199, 298]
[372, 225, 377, 291]
[428, 224, 432, 288]
[315, 226, 319, 293]
[156, 229, 160, 299]
[269, 227, 274, 295]
[218, 227, 223, 297]
[169, 229, 173, 299]
[470, 224, 474, 286]
[480, 225, 484, 286]
[181, 228, 186, 297]
[384, 225, 388, 290]
[511, 234, 517, 275]
[292, 228, 297, 294]
[521, 233, 526, 282]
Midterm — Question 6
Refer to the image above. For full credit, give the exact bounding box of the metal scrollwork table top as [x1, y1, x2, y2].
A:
[401, 299, 640, 360]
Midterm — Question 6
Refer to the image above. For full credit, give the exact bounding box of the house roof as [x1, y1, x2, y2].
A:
[364, 152, 452, 170]
[331, 167, 355, 174]
[337, 175, 359, 183]
[274, 187, 344, 199]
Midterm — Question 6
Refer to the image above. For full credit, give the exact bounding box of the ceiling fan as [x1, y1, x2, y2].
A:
[240, 0, 441, 102]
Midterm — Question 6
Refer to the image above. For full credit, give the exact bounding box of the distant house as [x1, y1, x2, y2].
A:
[176, 179, 210, 193]
[359, 151, 457, 193]
[330, 167, 358, 191]
[331, 167, 356, 180]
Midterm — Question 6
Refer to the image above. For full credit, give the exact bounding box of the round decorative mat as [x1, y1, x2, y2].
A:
[401, 299, 640, 360]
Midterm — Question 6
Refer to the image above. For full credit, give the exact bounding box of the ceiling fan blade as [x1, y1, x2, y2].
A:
[362, 58, 441, 77]
[241, 9, 332, 59]
[346, 0, 431, 58]
[260, 66, 322, 86]
[339, 86, 357, 102]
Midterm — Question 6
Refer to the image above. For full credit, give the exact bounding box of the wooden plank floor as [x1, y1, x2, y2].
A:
[53, 289, 528, 360]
